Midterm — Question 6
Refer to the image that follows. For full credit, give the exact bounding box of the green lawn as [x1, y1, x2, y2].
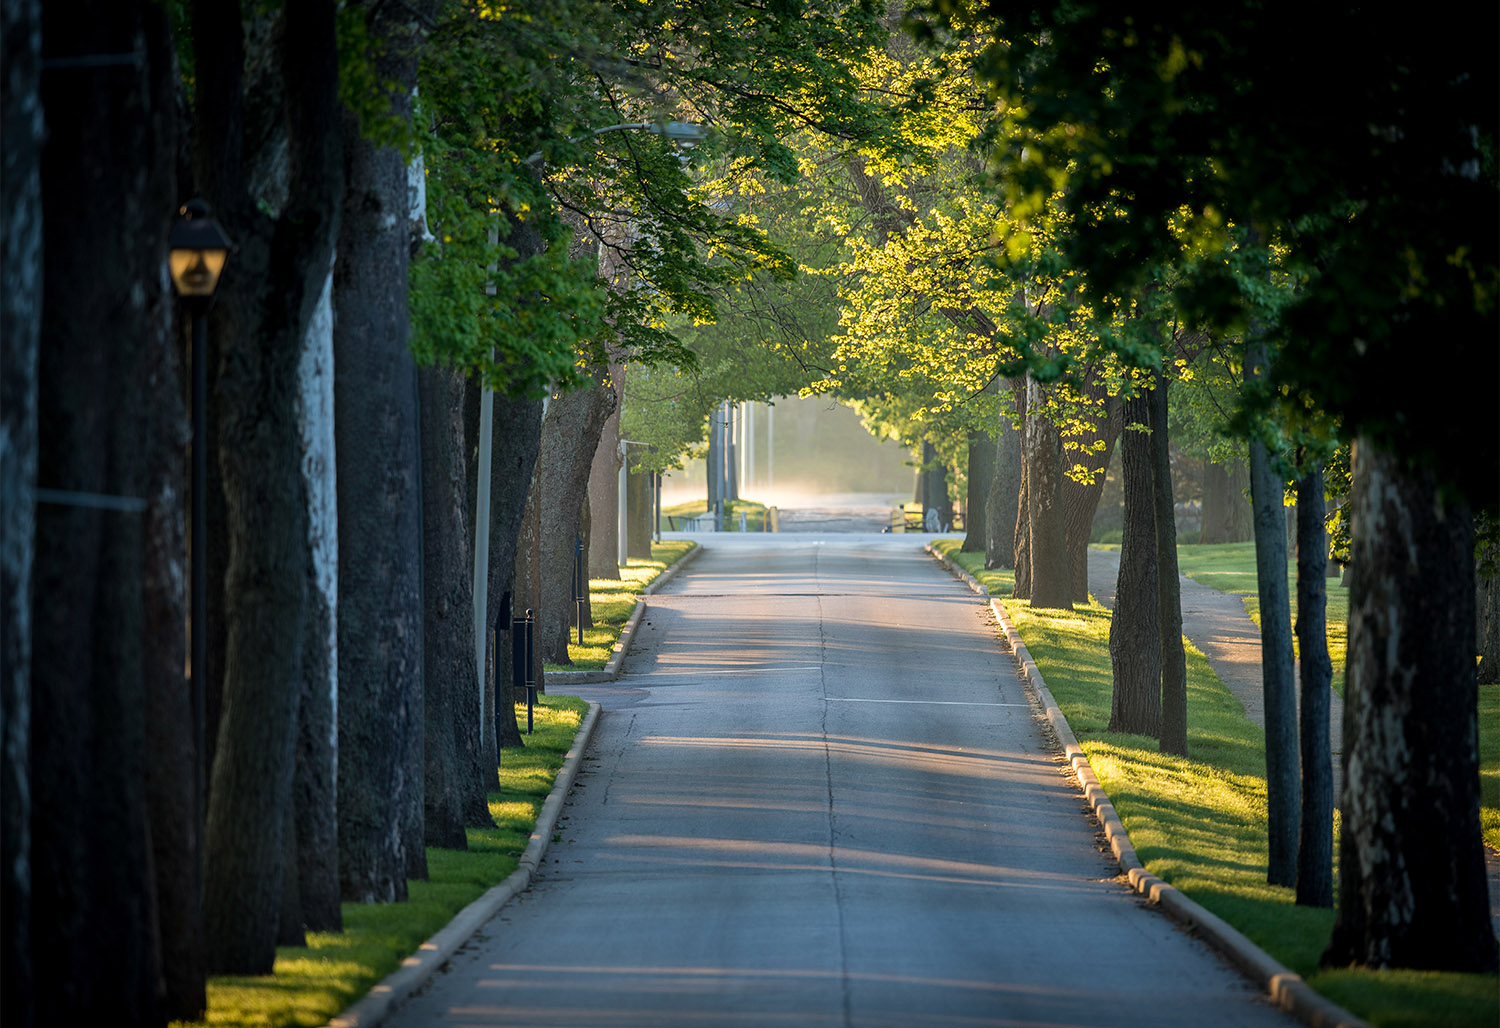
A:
[935, 539, 1499, 1028]
[549, 539, 696, 671]
[661, 497, 770, 532]
[1172, 541, 1350, 697]
[180, 695, 589, 1028]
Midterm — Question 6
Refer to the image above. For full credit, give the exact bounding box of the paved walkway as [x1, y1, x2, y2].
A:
[1087, 547, 1500, 935]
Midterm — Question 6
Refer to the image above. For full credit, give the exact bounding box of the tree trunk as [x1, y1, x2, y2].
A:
[1476, 513, 1499, 685]
[1150, 376, 1188, 756]
[1200, 458, 1253, 544]
[333, 0, 426, 899]
[587, 362, 625, 578]
[1, 0, 41, 1018]
[1025, 377, 1071, 610]
[1324, 443, 1495, 972]
[486, 394, 541, 755]
[986, 387, 1022, 570]
[290, 267, 341, 933]
[1062, 387, 1119, 603]
[194, 0, 342, 977]
[1250, 434, 1298, 887]
[535, 376, 617, 666]
[420, 365, 475, 850]
[31, 0, 179, 1013]
[1294, 463, 1333, 908]
[1108, 390, 1161, 736]
[962, 429, 994, 552]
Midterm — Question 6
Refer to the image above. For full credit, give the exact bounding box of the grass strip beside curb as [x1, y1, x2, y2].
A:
[550, 540, 698, 676]
[326, 700, 600, 1028]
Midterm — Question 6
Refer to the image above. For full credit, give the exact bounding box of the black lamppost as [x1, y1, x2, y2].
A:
[168, 198, 231, 812]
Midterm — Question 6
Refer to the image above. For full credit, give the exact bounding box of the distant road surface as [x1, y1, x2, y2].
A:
[386, 535, 1294, 1027]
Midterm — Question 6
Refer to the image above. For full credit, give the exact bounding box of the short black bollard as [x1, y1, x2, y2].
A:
[524, 608, 536, 734]
[573, 535, 585, 647]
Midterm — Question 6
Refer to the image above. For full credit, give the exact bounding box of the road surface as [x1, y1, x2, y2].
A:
[388, 535, 1293, 1027]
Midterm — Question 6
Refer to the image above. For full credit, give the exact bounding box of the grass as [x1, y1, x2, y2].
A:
[661, 497, 770, 532]
[1172, 542, 1350, 697]
[934, 539, 1499, 1028]
[178, 695, 588, 1028]
[547, 539, 697, 671]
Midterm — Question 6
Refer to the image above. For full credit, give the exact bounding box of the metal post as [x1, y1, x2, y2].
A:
[574, 535, 584, 646]
[189, 305, 207, 830]
[524, 609, 536, 734]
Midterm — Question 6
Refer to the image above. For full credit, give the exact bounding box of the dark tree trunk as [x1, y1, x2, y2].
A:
[333, 0, 429, 896]
[31, 0, 178, 1018]
[1012, 448, 1031, 599]
[962, 429, 993, 552]
[1294, 463, 1333, 908]
[587, 362, 625, 578]
[1062, 387, 1120, 604]
[1, 1, 41, 1020]
[986, 388, 1022, 570]
[1201, 459, 1253, 544]
[1476, 514, 1499, 685]
[1324, 444, 1495, 972]
[535, 376, 617, 667]
[487, 394, 542, 755]
[1024, 378, 1071, 611]
[1250, 436, 1298, 888]
[197, 0, 343, 973]
[1108, 390, 1161, 737]
[1150, 376, 1187, 756]
[420, 365, 475, 850]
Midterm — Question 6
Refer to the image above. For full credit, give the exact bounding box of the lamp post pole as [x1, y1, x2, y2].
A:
[169, 198, 232, 828]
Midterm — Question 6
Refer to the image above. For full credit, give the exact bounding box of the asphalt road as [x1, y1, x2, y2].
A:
[387, 535, 1294, 1027]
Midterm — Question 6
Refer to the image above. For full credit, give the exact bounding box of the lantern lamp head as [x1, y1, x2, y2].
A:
[169, 198, 232, 299]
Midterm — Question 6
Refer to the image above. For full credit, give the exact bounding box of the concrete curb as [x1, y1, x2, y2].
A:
[548, 543, 702, 687]
[924, 545, 1369, 1028]
[326, 700, 603, 1028]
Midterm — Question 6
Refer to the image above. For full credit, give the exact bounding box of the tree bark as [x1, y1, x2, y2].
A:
[986, 387, 1022, 570]
[1324, 443, 1495, 971]
[1150, 376, 1187, 756]
[1108, 390, 1161, 736]
[1201, 458, 1253, 544]
[487, 394, 542, 754]
[1062, 387, 1120, 603]
[1294, 463, 1333, 908]
[420, 365, 475, 850]
[962, 428, 994, 551]
[627, 466, 654, 559]
[31, 0, 177, 1014]
[1476, 513, 1499, 685]
[1249, 437, 1298, 888]
[1024, 377, 1071, 611]
[199, 0, 343, 973]
[587, 362, 625, 578]
[333, 0, 430, 896]
[1, 0, 41, 1019]
[534, 376, 617, 666]
[288, 267, 341, 934]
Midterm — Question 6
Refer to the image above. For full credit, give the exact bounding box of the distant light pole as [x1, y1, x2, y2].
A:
[169, 197, 231, 821]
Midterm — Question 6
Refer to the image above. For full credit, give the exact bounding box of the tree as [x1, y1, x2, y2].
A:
[935, 0, 1499, 968]
[30, 1, 183, 1020]
[1, 2, 41, 1022]
[194, 0, 343, 971]
[1294, 461, 1333, 908]
[1108, 387, 1160, 737]
[333, 0, 429, 900]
